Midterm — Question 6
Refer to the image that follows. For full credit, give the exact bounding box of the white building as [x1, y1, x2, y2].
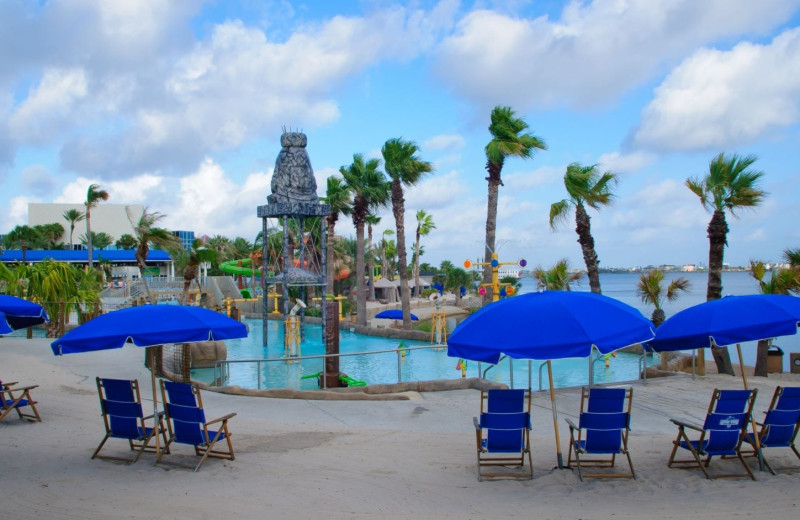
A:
[28, 203, 144, 247]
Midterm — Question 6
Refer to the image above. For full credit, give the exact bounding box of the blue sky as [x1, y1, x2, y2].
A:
[2, 0, 800, 270]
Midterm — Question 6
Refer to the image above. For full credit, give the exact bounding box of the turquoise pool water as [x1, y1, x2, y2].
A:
[192, 317, 658, 390]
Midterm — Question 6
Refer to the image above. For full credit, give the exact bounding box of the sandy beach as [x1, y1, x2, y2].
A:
[2, 336, 800, 520]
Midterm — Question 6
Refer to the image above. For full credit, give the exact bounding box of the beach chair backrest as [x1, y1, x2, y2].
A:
[482, 389, 528, 452]
[761, 387, 800, 447]
[578, 387, 630, 453]
[162, 381, 208, 446]
[703, 389, 755, 454]
[97, 378, 144, 439]
[586, 388, 626, 413]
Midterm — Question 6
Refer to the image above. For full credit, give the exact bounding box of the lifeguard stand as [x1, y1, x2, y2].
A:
[257, 131, 330, 349]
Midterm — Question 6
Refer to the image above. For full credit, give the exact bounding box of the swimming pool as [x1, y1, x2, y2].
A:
[192, 318, 658, 390]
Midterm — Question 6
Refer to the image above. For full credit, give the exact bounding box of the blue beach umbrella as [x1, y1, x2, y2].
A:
[448, 291, 654, 468]
[648, 294, 800, 386]
[51, 305, 248, 458]
[0, 295, 49, 335]
[375, 309, 419, 321]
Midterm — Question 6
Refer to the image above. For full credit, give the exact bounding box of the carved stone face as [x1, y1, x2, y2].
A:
[281, 132, 307, 148]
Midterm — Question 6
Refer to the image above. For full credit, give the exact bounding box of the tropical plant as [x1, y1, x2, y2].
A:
[85, 183, 109, 268]
[340, 154, 391, 326]
[365, 213, 380, 300]
[749, 260, 800, 376]
[483, 106, 546, 301]
[499, 275, 522, 296]
[80, 231, 113, 251]
[34, 223, 65, 249]
[784, 247, 800, 268]
[378, 229, 395, 281]
[549, 163, 617, 294]
[382, 137, 433, 329]
[636, 269, 691, 370]
[413, 210, 436, 297]
[686, 152, 766, 375]
[181, 238, 218, 304]
[62, 209, 85, 250]
[115, 233, 138, 250]
[321, 175, 352, 294]
[2, 225, 44, 261]
[127, 207, 180, 303]
[444, 267, 472, 305]
[532, 259, 583, 291]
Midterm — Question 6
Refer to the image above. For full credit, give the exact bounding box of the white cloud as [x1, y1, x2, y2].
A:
[20, 164, 58, 197]
[634, 28, 800, 151]
[505, 165, 562, 191]
[434, 1, 796, 110]
[597, 151, 656, 174]
[422, 133, 465, 152]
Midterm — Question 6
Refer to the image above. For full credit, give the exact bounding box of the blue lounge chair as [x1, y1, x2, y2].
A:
[158, 381, 236, 472]
[668, 388, 757, 480]
[1, 378, 42, 423]
[743, 386, 800, 474]
[92, 377, 167, 464]
[566, 386, 635, 480]
[473, 388, 533, 481]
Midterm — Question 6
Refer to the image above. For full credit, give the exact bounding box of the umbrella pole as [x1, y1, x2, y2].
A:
[547, 360, 564, 469]
[736, 343, 764, 470]
[149, 347, 161, 464]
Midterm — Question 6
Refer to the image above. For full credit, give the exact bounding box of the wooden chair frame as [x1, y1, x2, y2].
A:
[1, 379, 42, 423]
[157, 380, 236, 472]
[474, 388, 533, 481]
[742, 386, 800, 474]
[93, 377, 168, 464]
[566, 386, 635, 481]
[668, 388, 757, 480]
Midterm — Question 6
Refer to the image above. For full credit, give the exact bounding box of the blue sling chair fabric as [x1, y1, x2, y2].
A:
[1, 378, 42, 423]
[92, 377, 167, 464]
[473, 388, 533, 481]
[668, 388, 758, 480]
[566, 386, 635, 480]
[742, 386, 800, 474]
[158, 380, 236, 472]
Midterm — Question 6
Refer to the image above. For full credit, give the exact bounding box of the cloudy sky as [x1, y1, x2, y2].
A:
[2, 0, 800, 270]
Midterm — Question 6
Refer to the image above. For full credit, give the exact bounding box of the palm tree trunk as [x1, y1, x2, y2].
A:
[136, 244, 154, 303]
[753, 339, 770, 377]
[392, 181, 412, 330]
[326, 218, 336, 294]
[367, 226, 376, 301]
[86, 209, 94, 268]
[355, 222, 367, 327]
[181, 264, 196, 304]
[413, 234, 421, 298]
[483, 161, 501, 304]
[575, 204, 602, 294]
[706, 209, 734, 375]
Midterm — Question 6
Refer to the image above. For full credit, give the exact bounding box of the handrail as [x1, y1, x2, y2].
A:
[538, 361, 549, 391]
[213, 344, 446, 390]
[482, 355, 506, 378]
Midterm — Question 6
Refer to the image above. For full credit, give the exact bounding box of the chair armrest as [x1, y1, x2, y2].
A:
[473, 416, 481, 430]
[206, 412, 237, 425]
[4, 384, 38, 392]
[670, 417, 703, 431]
[565, 417, 579, 431]
[2, 381, 20, 388]
[143, 410, 165, 421]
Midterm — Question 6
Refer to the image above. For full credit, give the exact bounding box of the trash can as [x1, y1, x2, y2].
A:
[767, 345, 784, 374]
[790, 352, 800, 374]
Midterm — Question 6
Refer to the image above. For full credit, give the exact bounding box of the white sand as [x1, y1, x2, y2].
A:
[2, 336, 800, 520]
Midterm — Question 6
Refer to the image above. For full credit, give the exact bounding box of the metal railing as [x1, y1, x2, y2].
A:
[213, 344, 447, 390]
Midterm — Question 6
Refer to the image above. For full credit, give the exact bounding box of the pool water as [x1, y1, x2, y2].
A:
[193, 318, 658, 390]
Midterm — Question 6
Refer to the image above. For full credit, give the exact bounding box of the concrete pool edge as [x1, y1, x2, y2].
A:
[192, 377, 508, 400]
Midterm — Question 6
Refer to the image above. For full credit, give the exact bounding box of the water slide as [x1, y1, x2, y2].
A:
[219, 258, 259, 277]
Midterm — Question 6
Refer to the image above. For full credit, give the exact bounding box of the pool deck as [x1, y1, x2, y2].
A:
[3, 336, 800, 519]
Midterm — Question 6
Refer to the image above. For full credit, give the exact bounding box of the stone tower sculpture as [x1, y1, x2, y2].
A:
[258, 131, 330, 350]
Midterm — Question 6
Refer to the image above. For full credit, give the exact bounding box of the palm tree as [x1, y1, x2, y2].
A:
[749, 260, 800, 376]
[378, 229, 395, 281]
[444, 267, 472, 305]
[365, 213, 381, 300]
[85, 184, 109, 268]
[321, 175, 352, 294]
[382, 138, 433, 329]
[532, 259, 583, 291]
[549, 163, 617, 294]
[115, 233, 138, 250]
[784, 247, 800, 268]
[181, 238, 217, 304]
[62, 209, 85, 250]
[128, 207, 180, 303]
[686, 152, 766, 375]
[80, 231, 113, 251]
[35, 223, 65, 249]
[3, 225, 43, 262]
[340, 154, 391, 326]
[636, 269, 691, 370]
[483, 106, 546, 301]
[413, 210, 436, 297]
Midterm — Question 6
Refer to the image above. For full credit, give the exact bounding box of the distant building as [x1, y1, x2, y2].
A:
[0, 249, 174, 279]
[28, 203, 144, 248]
[682, 264, 697, 272]
[172, 230, 195, 252]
